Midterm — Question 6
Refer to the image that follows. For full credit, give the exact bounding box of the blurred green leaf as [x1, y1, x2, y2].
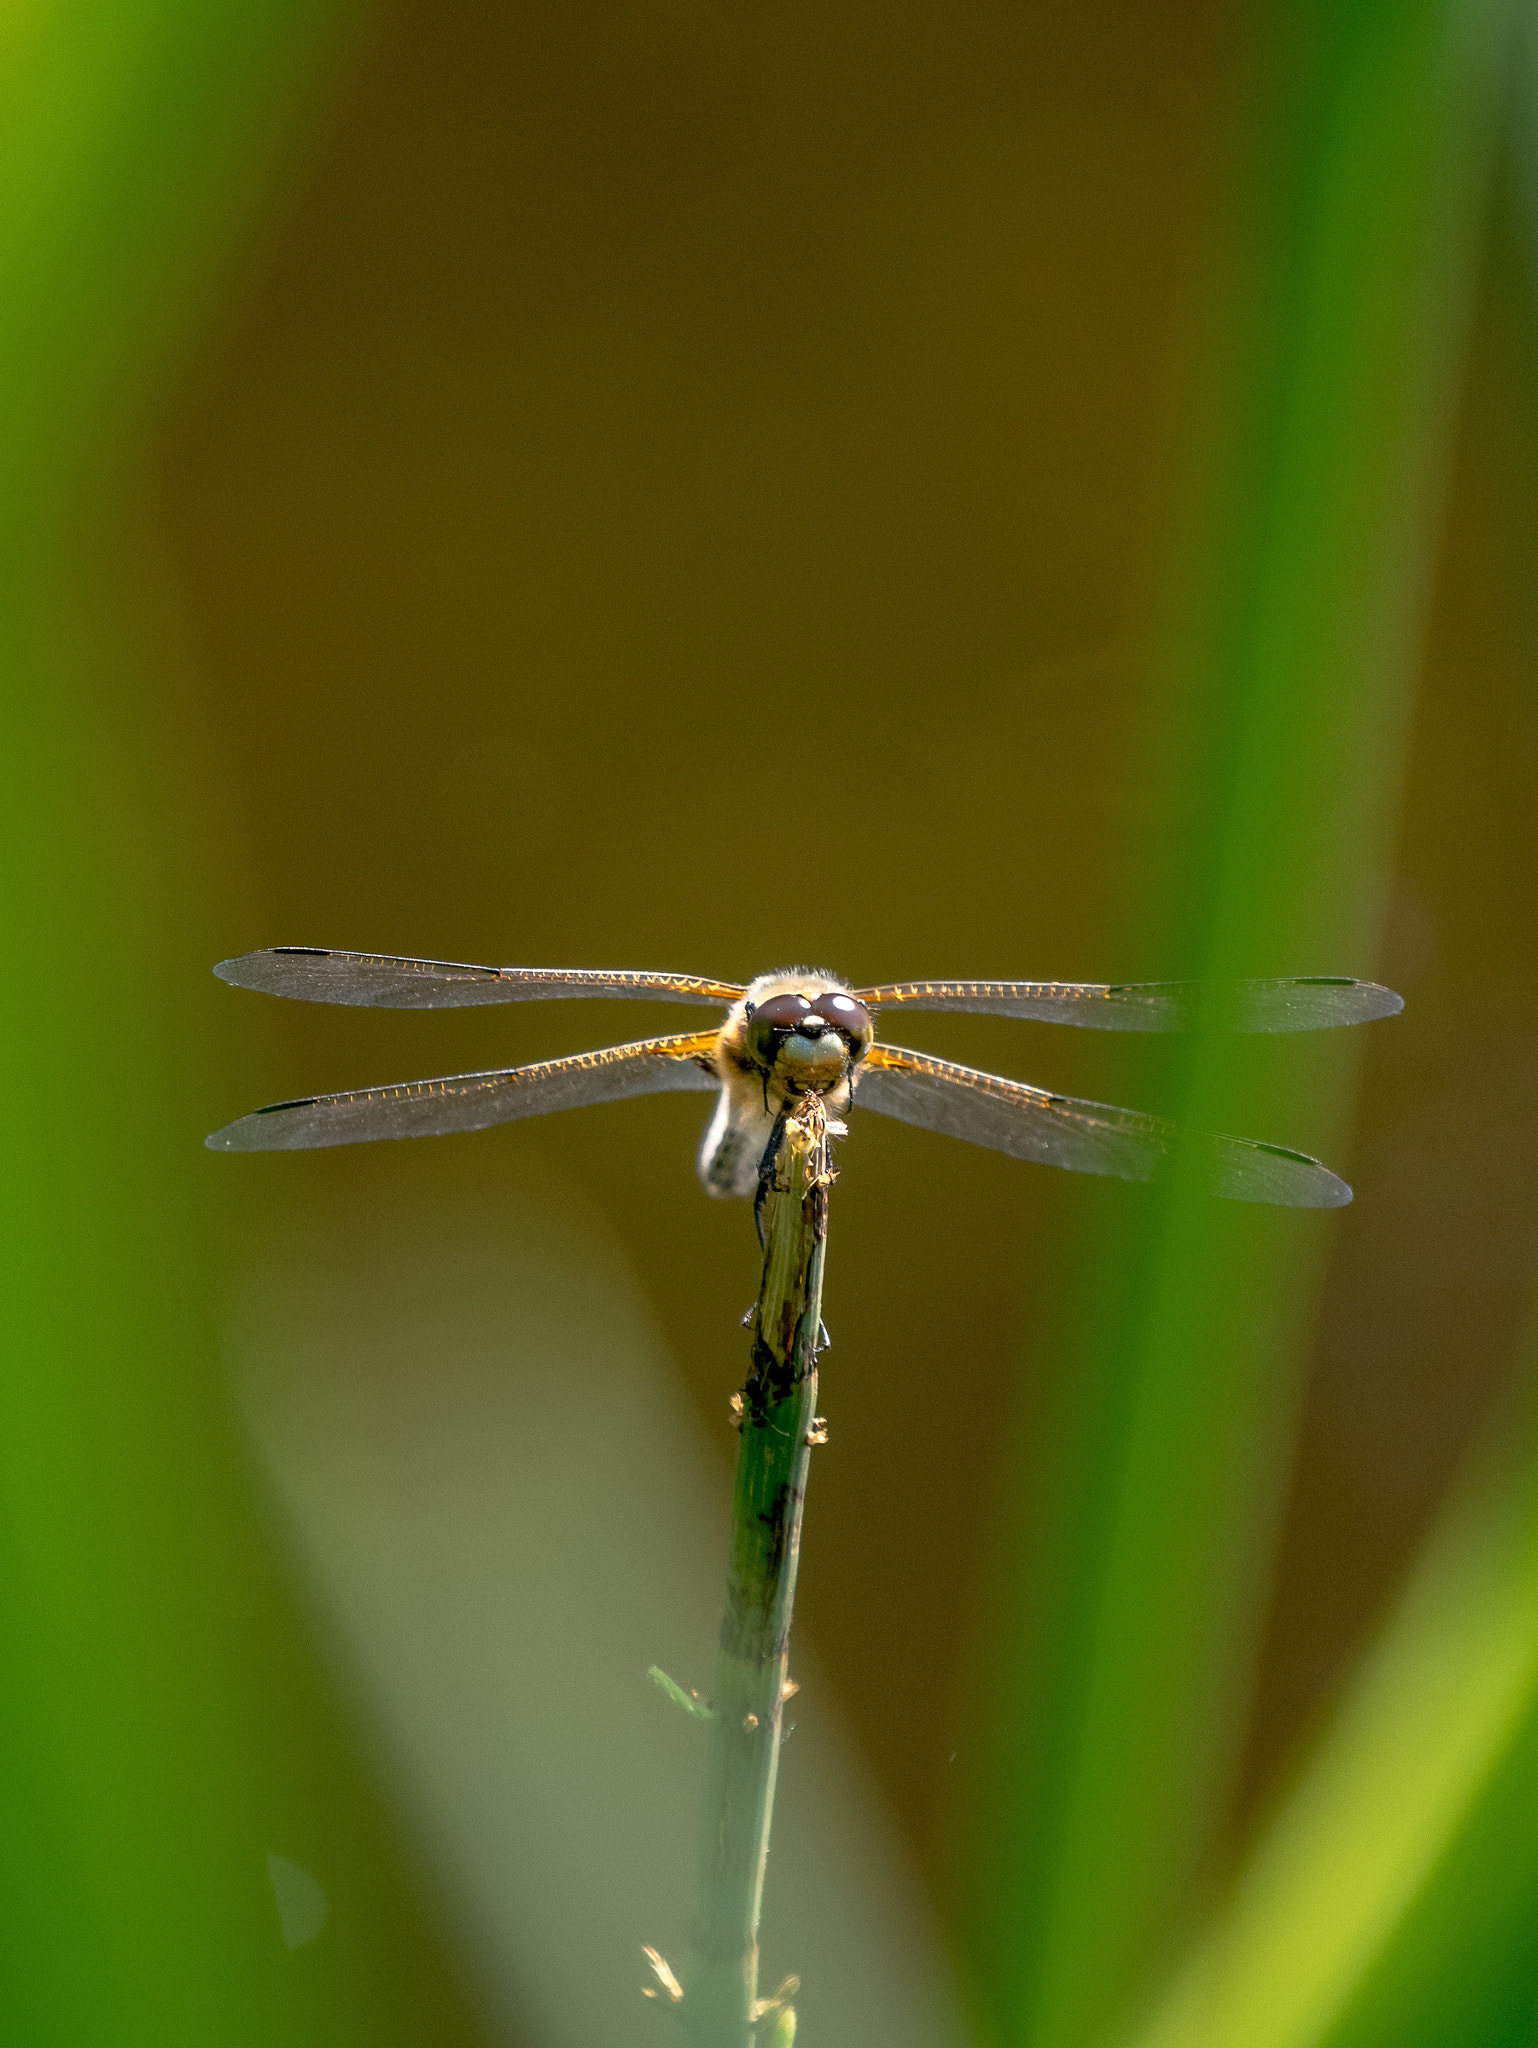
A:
[963, 5, 1519, 2044]
[1128, 1355, 1538, 2048]
[0, 0, 349, 525]
[1122, 43, 1538, 2048]
[0, 2, 494, 2043]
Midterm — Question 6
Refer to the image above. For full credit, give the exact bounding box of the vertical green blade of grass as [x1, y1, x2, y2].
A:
[1317, 1493, 1538, 2048]
[0, 4, 320, 535]
[0, 5, 487, 2045]
[1124, 1355, 1538, 2048]
[964, 5, 1518, 2045]
[1121, 41, 1538, 2048]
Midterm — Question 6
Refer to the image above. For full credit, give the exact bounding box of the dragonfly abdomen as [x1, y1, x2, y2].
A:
[698, 1087, 774, 1199]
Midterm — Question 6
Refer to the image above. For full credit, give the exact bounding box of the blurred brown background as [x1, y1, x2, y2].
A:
[120, 0, 1537, 1952]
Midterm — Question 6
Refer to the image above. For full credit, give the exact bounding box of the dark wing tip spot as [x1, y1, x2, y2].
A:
[1246, 1139, 1352, 1207]
[1293, 975, 1404, 1018]
[273, 946, 331, 957]
[255, 1096, 318, 1115]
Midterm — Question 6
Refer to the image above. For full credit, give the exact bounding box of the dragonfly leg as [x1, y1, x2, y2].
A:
[752, 1112, 789, 1247]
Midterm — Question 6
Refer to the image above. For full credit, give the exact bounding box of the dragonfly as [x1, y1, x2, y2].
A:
[205, 948, 1402, 1208]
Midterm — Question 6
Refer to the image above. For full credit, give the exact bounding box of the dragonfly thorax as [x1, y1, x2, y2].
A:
[699, 971, 867, 1199]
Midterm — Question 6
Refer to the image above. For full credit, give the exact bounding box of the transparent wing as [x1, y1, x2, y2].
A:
[206, 1033, 720, 1153]
[213, 947, 744, 1010]
[851, 976, 1402, 1033]
[854, 1044, 1350, 1207]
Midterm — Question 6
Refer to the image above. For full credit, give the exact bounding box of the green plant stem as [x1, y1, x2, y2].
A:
[681, 1097, 830, 2045]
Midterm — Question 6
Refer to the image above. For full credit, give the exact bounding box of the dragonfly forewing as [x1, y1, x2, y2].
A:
[853, 976, 1402, 1033]
[213, 948, 745, 1010]
[855, 1044, 1351, 1207]
[205, 1033, 720, 1152]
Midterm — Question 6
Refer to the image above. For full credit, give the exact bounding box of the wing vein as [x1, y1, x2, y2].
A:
[214, 948, 744, 1010]
[207, 1032, 721, 1152]
[855, 1043, 1349, 1207]
[851, 976, 1402, 1032]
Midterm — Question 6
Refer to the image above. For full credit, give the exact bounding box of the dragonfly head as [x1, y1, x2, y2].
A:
[741, 981, 874, 1093]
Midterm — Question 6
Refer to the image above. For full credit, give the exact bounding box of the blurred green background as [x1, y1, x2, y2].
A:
[6, 0, 1538, 2042]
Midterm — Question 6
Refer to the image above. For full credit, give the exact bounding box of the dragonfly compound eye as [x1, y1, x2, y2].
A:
[746, 991, 813, 1067]
[810, 991, 874, 1056]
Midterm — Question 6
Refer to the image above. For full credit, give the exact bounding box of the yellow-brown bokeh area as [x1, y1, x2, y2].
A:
[6, 2, 1538, 2045]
